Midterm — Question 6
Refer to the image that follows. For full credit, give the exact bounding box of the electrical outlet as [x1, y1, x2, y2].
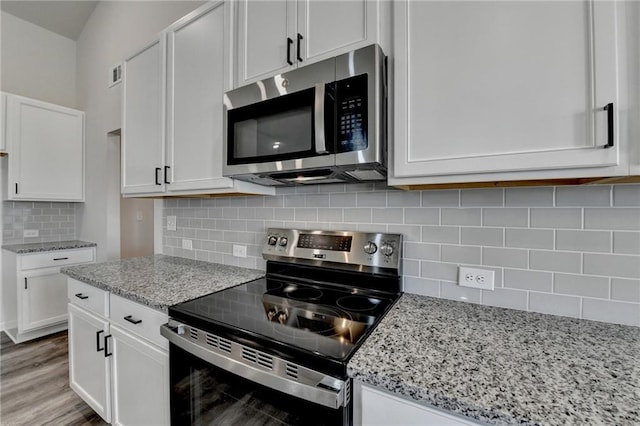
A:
[167, 216, 177, 231]
[233, 244, 247, 258]
[24, 229, 39, 238]
[182, 239, 193, 250]
[458, 266, 494, 291]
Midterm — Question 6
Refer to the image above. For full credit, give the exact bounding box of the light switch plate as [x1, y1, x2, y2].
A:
[24, 229, 39, 238]
[167, 216, 177, 231]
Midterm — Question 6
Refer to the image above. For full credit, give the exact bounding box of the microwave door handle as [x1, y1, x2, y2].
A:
[314, 83, 328, 154]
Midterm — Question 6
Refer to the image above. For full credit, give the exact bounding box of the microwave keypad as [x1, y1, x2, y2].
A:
[336, 74, 368, 153]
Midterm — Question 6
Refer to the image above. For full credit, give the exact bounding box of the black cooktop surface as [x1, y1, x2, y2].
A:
[169, 277, 398, 362]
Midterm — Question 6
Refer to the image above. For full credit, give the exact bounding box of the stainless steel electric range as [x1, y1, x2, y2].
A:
[161, 228, 402, 425]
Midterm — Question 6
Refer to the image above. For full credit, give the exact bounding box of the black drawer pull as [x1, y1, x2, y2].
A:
[75, 293, 89, 300]
[96, 330, 104, 352]
[53, 257, 69, 261]
[104, 334, 112, 358]
[124, 315, 142, 325]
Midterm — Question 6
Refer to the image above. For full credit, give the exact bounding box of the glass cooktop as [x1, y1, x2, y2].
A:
[169, 277, 397, 362]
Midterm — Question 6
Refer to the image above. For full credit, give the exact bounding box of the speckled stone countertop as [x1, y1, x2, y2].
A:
[2, 240, 97, 254]
[348, 294, 640, 426]
[61, 254, 264, 313]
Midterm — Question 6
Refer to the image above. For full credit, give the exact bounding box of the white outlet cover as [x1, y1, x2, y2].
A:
[182, 239, 193, 250]
[233, 244, 247, 258]
[458, 266, 495, 291]
[167, 216, 177, 231]
[24, 229, 39, 238]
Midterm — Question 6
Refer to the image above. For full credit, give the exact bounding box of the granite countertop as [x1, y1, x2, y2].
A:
[348, 294, 640, 426]
[61, 254, 264, 312]
[2, 240, 97, 254]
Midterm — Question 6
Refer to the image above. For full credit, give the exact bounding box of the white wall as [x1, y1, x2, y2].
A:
[0, 11, 76, 107]
[75, 1, 203, 261]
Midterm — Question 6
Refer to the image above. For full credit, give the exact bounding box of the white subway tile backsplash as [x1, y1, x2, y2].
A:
[483, 247, 528, 268]
[504, 268, 553, 292]
[422, 225, 459, 244]
[481, 288, 528, 310]
[554, 273, 609, 298]
[405, 208, 439, 225]
[483, 208, 528, 227]
[530, 250, 581, 273]
[582, 298, 640, 327]
[613, 232, 640, 254]
[421, 190, 459, 207]
[441, 208, 481, 226]
[584, 208, 640, 231]
[505, 228, 554, 249]
[611, 278, 640, 303]
[441, 282, 482, 303]
[460, 189, 503, 207]
[159, 184, 640, 327]
[372, 208, 404, 224]
[556, 230, 611, 253]
[613, 184, 640, 207]
[505, 187, 554, 207]
[530, 208, 582, 229]
[584, 253, 640, 279]
[403, 276, 440, 297]
[529, 292, 581, 318]
[461, 227, 503, 247]
[441, 244, 481, 264]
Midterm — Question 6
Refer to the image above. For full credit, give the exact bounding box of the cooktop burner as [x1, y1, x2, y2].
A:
[286, 287, 324, 301]
[336, 295, 382, 312]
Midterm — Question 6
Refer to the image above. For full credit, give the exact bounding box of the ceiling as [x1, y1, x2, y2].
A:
[0, 1, 98, 40]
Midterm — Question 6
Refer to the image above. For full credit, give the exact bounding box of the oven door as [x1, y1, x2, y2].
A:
[169, 343, 351, 425]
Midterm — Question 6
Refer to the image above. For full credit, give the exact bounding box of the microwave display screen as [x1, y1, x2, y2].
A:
[336, 74, 368, 153]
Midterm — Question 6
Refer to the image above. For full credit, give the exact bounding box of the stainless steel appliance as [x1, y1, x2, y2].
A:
[161, 228, 402, 425]
[223, 44, 387, 186]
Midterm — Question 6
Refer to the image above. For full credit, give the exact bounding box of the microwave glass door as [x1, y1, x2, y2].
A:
[227, 86, 334, 165]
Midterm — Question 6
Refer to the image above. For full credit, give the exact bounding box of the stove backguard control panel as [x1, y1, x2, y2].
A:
[263, 228, 402, 271]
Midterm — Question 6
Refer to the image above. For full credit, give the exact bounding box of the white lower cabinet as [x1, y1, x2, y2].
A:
[357, 382, 481, 426]
[67, 279, 169, 425]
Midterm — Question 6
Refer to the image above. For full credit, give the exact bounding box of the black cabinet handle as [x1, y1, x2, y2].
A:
[75, 293, 89, 300]
[53, 257, 69, 261]
[297, 33, 303, 62]
[24, 277, 27, 290]
[124, 315, 142, 325]
[286, 37, 294, 65]
[15, 183, 18, 194]
[96, 330, 104, 352]
[104, 334, 112, 357]
[164, 166, 170, 184]
[155, 167, 161, 185]
[604, 103, 614, 148]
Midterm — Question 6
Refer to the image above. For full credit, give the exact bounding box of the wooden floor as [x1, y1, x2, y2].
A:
[0, 331, 108, 426]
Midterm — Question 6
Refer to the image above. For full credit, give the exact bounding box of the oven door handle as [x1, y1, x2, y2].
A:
[160, 324, 346, 410]
[314, 83, 328, 155]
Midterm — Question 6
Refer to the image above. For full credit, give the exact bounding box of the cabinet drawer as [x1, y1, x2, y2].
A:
[110, 294, 168, 349]
[21, 248, 95, 270]
[68, 278, 109, 318]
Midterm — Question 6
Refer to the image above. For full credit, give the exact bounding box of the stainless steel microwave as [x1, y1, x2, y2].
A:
[223, 44, 387, 186]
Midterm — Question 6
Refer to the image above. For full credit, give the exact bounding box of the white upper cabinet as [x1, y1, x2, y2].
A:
[122, 2, 273, 197]
[234, 0, 390, 87]
[122, 37, 166, 195]
[391, 0, 626, 186]
[1, 93, 7, 153]
[6, 95, 85, 201]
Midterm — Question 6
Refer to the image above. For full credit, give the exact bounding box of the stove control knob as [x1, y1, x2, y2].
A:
[380, 243, 394, 257]
[363, 241, 378, 255]
[278, 236, 288, 247]
[267, 236, 278, 246]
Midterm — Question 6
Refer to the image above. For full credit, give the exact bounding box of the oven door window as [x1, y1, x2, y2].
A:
[170, 344, 349, 425]
[227, 86, 334, 165]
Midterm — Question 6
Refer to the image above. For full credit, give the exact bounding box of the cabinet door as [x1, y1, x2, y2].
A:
[1, 92, 6, 153]
[110, 325, 170, 426]
[68, 303, 111, 423]
[122, 37, 166, 195]
[19, 269, 67, 333]
[392, 1, 621, 182]
[7, 96, 84, 201]
[297, 0, 375, 65]
[235, 0, 297, 86]
[165, 2, 233, 192]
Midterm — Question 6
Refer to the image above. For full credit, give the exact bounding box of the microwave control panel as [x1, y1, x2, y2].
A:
[336, 74, 368, 153]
